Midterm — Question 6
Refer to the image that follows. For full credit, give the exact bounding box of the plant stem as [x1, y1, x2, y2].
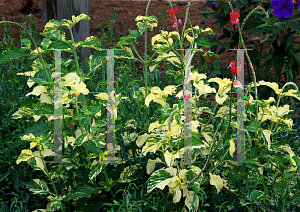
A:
[183, 109, 231, 185]
[146, 0, 152, 16]
[68, 27, 82, 77]
[0, 21, 51, 82]
[104, 167, 116, 199]
[37, 144, 65, 212]
[51, 0, 57, 20]
[144, 0, 152, 121]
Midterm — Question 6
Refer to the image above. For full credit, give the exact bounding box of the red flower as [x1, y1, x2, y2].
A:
[171, 16, 174, 23]
[178, 19, 182, 24]
[231, 65, 237, 74]
[228, 61, 235, 68]
[230, 12, 240, 25]
[70, 123, 75, 126]
[169, 7, 178, 23]
[234, 12, 240, 18]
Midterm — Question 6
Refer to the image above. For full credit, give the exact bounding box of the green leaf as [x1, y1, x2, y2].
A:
[274, 182, 286, 194]
[128, 29, 139, 39]
[272, 46, 286, 74]
[74, 112, 85, 121]
[292, 52, 300, 67]
[246, 124, 262, 132]
[20, 38, 31, 48]
[222, 42, 230, 49]
[82, 140, 99, 153]
[89, 163, 106, 180]
[0, 203, 9, 212]
[250, 190, 264, 201]
[48, 40, 72, 50]
[248, 27, 264, 33]
[80, 108, 93, 116]
[72, 14, 91, 25]
[286, 36, 294, 49]
[211, 67, 231, 75]
[50, 166, 69, 180]
[40, 38, 52, 49]
[41, 28, 66, 41]
[82, 36, 102, 50]
[187, 169, 197, 181]
[205, 50, 220, 58]
[26, 179, 53, 195]
[63, 184, 99, 202]
[235, 1, 242, 8]
[0, 48, 27, 64]
[268, 16, 278, 25]
[90, 106, 101, 116]
[219, 14, 230, 30]
[24, 123, 49, 137]
[76, 133, 88, 146]
[221, 4, 230, 12]
[88, 51, 106, 72]
[289, 20, 300, 31]
[223, 28, 231, 38]
[136, 22, 148, 34]
[257, 23, 268, 28]
[247, 49, 260, 67]
[118, 165, 144, 183]
[217, 47, 226, 55]
[259, 58, 272, 80]
[195, 37, 211, 48]
[147, 168, 173, 193]
[214, 59, 219, 68]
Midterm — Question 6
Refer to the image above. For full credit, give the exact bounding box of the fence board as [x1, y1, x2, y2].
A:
[56, 0, 90, 71]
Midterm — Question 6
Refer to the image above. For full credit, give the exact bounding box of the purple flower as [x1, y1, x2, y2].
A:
[210, 2, 217, 9]
[271, 0, 294, 18]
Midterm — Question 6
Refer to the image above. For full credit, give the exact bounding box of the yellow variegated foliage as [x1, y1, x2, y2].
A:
[229, 139, 235, 157]
[185, 190, 200, 210]
[209, 173, 224, 193]
[281, 145, 299, 172]
[208, 77, 232, 104]
[146, 158, 162, 174]
[262, 130, 272, 150]
[26, 85, 48, 97]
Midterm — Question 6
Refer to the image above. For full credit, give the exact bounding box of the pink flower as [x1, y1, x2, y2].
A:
[230, 12, 240, 25]
[184, 94, 190, 101]
[233, 80, 239, 86]
[244, 101, 248, 106]
[178, 19, 182, 24]
[236, 64, 242, 74]
[259, 40, 264, 46]
[70, 123, 75, 126]
[253, 37, 260, 41]
[173, 22, 178, 28]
